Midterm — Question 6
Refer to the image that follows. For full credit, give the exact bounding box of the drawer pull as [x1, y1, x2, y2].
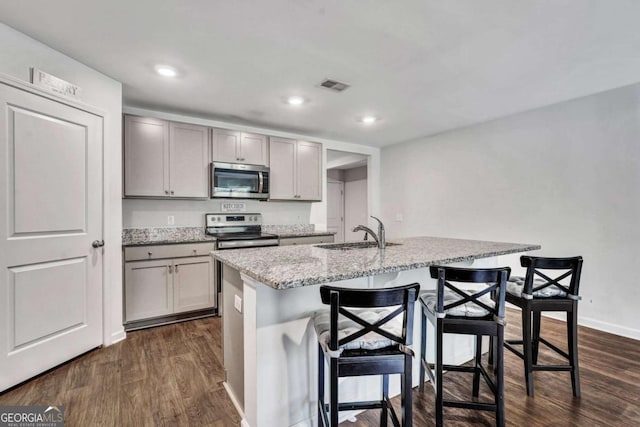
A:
[148, 252, 153, 257]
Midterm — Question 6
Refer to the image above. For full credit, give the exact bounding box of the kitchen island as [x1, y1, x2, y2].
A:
[213, 236, 540, 427]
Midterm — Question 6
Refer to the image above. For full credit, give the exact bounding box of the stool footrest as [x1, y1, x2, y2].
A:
[504, 341, 525, 360]
[320, 399, 402, 427]
[539, 337, 570, 360]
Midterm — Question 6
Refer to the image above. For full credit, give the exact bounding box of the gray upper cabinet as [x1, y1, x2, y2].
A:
[124, 115, 209, 198]
[269, 137, 322, 201]
[296, 141, 322, 200]
[124, 115, 168, 197]
[169, 122, 209, 198]
[212, 128, 268, 166]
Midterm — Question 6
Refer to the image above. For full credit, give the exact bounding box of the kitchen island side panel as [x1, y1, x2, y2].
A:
[222, 264, 244, 411]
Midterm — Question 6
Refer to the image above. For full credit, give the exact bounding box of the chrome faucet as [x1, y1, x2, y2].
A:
[352, 216, 386, 249]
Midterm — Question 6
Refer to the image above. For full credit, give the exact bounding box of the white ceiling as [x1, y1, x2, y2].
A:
[2, 1, 640, 147]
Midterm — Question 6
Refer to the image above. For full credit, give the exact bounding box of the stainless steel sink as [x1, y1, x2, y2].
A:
[315, 241, 401, 250]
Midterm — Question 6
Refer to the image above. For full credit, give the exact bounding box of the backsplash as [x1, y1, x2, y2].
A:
[262, 224, 315, 234]
[123, 198, 314, 228]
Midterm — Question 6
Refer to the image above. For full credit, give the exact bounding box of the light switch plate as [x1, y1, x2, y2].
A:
[167, 215, 175, 225]
[234, 295, 242, 313]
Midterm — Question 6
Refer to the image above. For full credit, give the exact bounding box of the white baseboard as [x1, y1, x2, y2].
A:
[223, 382, 246, 423]
[109, 329, 126, 345]
[532, 312, 640, 341]
[577, 316, 640, 340]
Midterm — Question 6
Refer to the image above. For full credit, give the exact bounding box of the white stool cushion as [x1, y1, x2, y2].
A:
[419, 289, 494, 317]
[313, 308, 403, 356]
[507, 276, 567, 298]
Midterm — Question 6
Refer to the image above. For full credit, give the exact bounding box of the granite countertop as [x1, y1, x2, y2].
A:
[122, 225, 334, 246]
[122, 227, 216, 246]
[277, 231, 336, 238]
[212, 236, 541, 290]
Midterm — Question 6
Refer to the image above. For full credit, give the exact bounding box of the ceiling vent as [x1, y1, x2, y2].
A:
[319, 79, 350, 92]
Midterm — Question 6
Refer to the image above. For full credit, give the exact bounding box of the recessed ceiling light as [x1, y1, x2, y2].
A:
[155, 65, 177, 77]
[360, 115, 378, 124]
[287, 96, 306, 106]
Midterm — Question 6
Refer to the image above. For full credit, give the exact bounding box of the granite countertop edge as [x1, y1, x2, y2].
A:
[122, 238, 217, 247]
[216, 243, 541, 290]
[122, 228, 334, 246]
[277, 231, 336, 238]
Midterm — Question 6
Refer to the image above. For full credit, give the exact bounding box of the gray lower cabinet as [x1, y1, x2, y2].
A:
[124, 243, 215, 326]
[279, 235, 334, 246]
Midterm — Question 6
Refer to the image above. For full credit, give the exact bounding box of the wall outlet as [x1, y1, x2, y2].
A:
[234, 295, 242, 313]
[167, 215, 175, 225]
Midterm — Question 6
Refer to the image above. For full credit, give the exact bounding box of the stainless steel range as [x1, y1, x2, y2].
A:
[206, 213, 279, 313]
[206, 213, 279, 248]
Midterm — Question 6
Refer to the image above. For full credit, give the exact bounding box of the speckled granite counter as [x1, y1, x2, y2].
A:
[276, 231, 336, 238]
[262, 224, 335, 238]
[122, 227, 216, 246]
[213, 236, 540, 289]
[122, 225, 333, 246]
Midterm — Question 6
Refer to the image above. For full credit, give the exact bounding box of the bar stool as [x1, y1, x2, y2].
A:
[313, 283, 420, 427]
[419, 265, 510, 427]
[501, 255, 583, 397]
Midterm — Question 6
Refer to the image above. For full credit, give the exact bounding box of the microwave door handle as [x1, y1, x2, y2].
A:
[258, 171, 264, 193]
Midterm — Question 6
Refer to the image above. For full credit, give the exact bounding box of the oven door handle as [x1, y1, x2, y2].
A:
[258, 171, 264, 194]
[217, 239, 279, 249]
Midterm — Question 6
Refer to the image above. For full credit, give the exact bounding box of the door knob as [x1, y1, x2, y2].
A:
[92, 240, 105, 248]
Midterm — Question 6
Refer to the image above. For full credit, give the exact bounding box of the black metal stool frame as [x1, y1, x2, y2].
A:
[500, 255, 583, 397]
[419, 266, 510, 427]
[317, 283, 419, 427]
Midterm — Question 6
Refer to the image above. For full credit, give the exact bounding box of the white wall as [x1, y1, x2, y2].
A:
[124, 107, 381, 230]
[344, 167, 369, 242]
[0, 23, 124, 345]
[123, 199, 312, 228]
[381, 82, 640, 339]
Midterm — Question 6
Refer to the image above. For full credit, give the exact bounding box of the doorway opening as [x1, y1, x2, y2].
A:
[326, 150, 369, 243]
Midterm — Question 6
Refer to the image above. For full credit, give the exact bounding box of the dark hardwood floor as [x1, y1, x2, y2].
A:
[1, 310, 639, 426]
[347, 310, 640, 426]
[0, 318, 241, 427]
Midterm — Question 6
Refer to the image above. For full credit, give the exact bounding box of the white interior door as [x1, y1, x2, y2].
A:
[327, 180, 345, 242]
[0, 81, 103, 392]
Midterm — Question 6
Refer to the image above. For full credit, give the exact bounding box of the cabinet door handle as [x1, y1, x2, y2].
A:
[170, 190, 174, 195]
[168, 265, 173, 274]
[165, 190, 169, 195]
[175, 265, 179, 273]
[148, 251, 153, 257]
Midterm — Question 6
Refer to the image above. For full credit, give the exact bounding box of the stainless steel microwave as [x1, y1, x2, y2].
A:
[211, 162, 270, 200]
